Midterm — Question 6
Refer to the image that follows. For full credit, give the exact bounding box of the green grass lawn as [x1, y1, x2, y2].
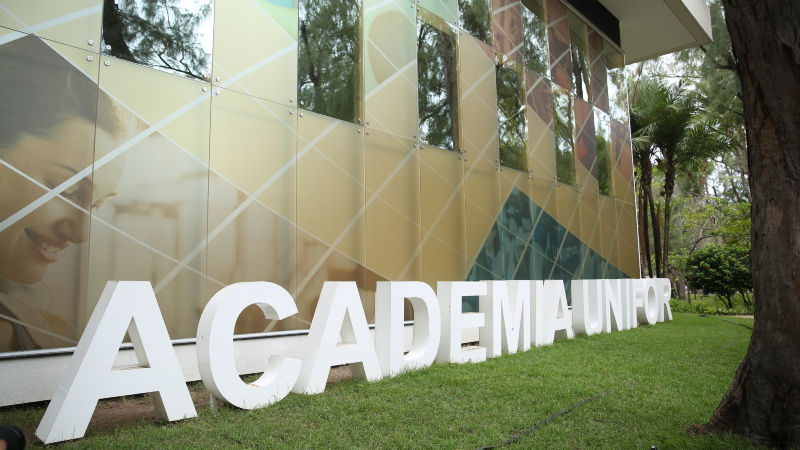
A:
[0, 313, 764, 449]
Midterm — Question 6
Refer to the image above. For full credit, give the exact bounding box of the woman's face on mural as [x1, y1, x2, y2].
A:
[0, 118, 125, 285]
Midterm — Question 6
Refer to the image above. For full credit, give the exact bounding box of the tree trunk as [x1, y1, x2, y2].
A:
[640, 188, 654, 278]
[705, 0, 800, 446]
[662, 164, 675, 281]
[648, 190, 662, 277]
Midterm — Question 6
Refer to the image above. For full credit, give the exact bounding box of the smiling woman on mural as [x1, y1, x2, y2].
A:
[0, 36, 130, 352]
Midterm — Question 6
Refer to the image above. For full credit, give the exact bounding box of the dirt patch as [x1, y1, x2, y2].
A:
[15, 366, 355, 445]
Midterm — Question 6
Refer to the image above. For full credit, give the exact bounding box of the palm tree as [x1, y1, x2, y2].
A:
[630, 77, 669, 277]
[652, 84, 732, 280]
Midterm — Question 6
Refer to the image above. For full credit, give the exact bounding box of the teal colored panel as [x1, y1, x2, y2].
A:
[557, 231, 585, 277]
[532, 209, 564, 262]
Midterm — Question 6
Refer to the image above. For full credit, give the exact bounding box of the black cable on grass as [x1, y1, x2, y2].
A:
[698, 314, 753, 330]
[477, 339, 749, 450]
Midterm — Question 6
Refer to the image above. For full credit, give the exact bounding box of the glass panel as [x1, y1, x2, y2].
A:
[364, 0, 418, 140]
[568, 11, 590, 102]
[581, 247, 605, 279]
[606, 40, 628, 125]
[588, 28, 608, 112]
[545, 0, 571, 91]
[530, 176, 561, 263]
[418, 8, 459, 151]
[611, 118, 635, 203]
[552, 84, 576, 185]
[365, 130, 421, 321]
[492, 0, 523, 64]
[616, 201, 639, 278]
[296, 111, 366, 328]
[207, 88, 297, 334]
[599, 195, 619, 270]
[499, 179, 536, 280]
[88, 56, 211, 340]
[459, 0, 492, 45]
[464, 158, 502, 274]
[496, 56, 528, 171]
[0, 0, 102, 52]
[521, 0, 548, 76]
[420, 146, 467, 286]
[0, 37, 100, 353]
[526, 68, 556, 180]
[298, 0, 363, 123]
[579, 185, 602, 265]
[556, 182, 581, 244]
[574, 96, 597, 191]
[460, 34, 499, 163]
[418, 0, 459, 26]
[101, 0, 215, 82]
[213, 0, 298, 106]
[595, 108, 613, 196]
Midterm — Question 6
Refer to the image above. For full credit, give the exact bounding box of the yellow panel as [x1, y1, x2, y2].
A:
[364, 0, 418, 140]
[600, 196, 619, 268]
[209, 89, 297, 221]
[556, 183, 581, 239]
[465, 158, 501, 263]
[88, 59, 211, 340]
[297, 111, 366, 266]
[460, 34, 500, 163]
[579, 188, 602, 255]
[365, 130, 422, 282]
[0, 0, 102, 52]
[617, 201, 638, 251]
[0, 37, 101, 352]
[420, 146, 467, 284]
[418, 0, 459, 25]
[295, 229, 367, 330]
[528, 104, 556, 180]
[617, 201, 639, 276]
[212, 0, 297, 106]
[530, 175, 558, 221]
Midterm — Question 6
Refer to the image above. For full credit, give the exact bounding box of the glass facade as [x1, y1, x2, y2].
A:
[0, 0, 636, 354]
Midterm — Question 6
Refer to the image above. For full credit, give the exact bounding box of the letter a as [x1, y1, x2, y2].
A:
[293, 282, 381, 394]
[37, 281, 196, 444]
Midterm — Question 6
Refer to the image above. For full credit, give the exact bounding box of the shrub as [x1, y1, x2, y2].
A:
[684, 244, 753, 309]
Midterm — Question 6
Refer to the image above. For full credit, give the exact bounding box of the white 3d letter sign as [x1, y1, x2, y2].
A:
[437, 281, 487, 363]
[293, 282, 381, 394]
[197, 282, 302, 409]
[480, 280, 530, 357]
[375, 281, 440, 377]
[36, 277, 672, 443]
[36, 281, 196, 444]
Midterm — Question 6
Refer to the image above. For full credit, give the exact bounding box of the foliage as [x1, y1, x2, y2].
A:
[417, 15, 458, 149]
[676, 196, 751, 248]
[102, 0, 213, 81]
[298, 0, 362, 123]
[684, 244, 753, 309]
[670, 299, 754, 316]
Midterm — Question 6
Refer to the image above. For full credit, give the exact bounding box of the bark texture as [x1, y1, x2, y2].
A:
[708, 0, 800, 447]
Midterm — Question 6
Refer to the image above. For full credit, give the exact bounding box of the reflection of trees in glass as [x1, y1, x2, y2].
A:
[458, 0, 492, 44]
[297, 0, 362, 123]
[570, 41, 591, 101]
[521, 0, 547, 76]
[552, 86, 576, 185]
[102, 0, 213, 81]
[608, 67, 628, 124]
[496, 61, 527, 171]
[595, 109, 613, 196]
[417, 12, 459, 150]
